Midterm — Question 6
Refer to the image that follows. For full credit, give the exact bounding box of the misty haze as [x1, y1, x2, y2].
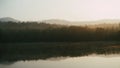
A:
[0, 0, 120, 68]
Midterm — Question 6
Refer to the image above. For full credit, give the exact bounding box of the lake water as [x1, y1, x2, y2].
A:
[0, 42, 120, 68]
[0, 54, 120, 68]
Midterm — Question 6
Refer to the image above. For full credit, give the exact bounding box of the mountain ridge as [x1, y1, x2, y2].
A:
[0, 17, 19, 22]
[0, 17, 120, 25]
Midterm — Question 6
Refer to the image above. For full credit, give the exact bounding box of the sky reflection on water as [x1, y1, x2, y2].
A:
[0, 54, 120, 68]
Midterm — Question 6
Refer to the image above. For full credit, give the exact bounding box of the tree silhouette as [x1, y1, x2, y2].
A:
[0, 21, 120, 42]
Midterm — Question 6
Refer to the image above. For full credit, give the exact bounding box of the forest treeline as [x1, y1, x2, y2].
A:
[0, 21, 120, 42]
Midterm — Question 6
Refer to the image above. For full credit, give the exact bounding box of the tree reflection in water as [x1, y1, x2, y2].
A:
[0, 42, 120, 63]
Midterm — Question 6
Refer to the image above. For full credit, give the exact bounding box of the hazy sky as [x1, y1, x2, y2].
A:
[0, 0, 120, 21]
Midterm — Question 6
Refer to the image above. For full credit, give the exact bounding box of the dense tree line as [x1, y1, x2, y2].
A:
[0, 21, 120, 42]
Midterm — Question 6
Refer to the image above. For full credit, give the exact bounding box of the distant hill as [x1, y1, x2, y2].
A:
[42, 19, 72, 25]
[42, 19, 120, 26]
[0, 17, 120, 26]
[0, 17, 19, 22]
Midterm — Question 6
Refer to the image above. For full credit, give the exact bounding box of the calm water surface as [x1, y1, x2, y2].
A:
[0, 54, 120, 68]
[0, 42, 120, 68]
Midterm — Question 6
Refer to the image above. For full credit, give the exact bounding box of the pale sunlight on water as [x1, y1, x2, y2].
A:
[0, 54, 120, 68]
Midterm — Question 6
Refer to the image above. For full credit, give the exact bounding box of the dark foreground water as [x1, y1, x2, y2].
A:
[0, 42, 120, 68]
